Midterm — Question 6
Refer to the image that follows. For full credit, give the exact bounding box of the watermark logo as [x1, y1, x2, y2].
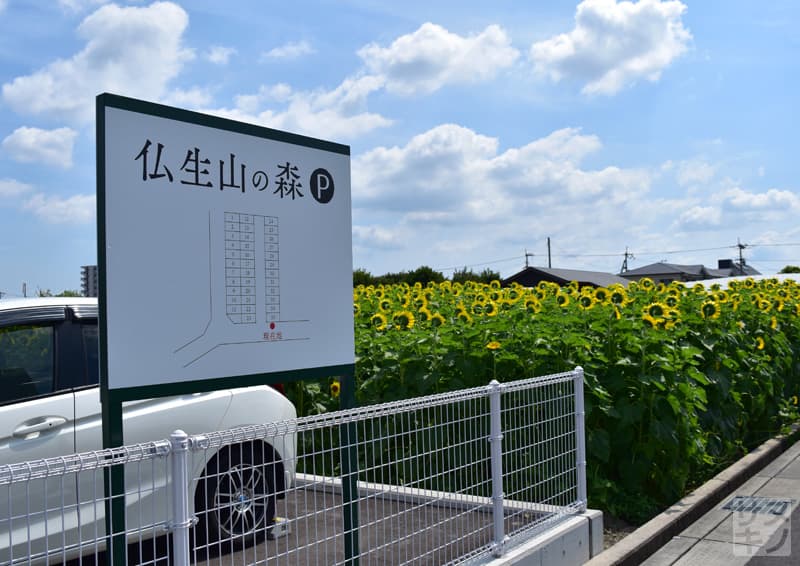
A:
[724, 495, 793, 557]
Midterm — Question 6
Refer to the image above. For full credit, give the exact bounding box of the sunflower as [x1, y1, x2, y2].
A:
[486, 341, 501, 350]
[484, 301, 499, 316]
[371, 313, 388, 331]
[417, 307, 431, 323]
[578, 295, 596, 310]
[556, 292, 570, 307]
[330, 380, 341, 398]
[756, 336, 765, 350]
[743, 278, 756, 289]
[430, 313, 446, 327]
[471, 303, 484, 315]
[665, 295, 679, 308]
[642, 314, 660, 328]
[525, 298, 542, 314]
[379, 299, 392, 312]
[645, 302, 668, 319]
[593, 287, 610, 304]
[490, 280, 501, 289]
[700, 300, 721, 319]
[610, 289, 628, 306]
[770, 316, 778, 330]
[639, 278, 655, 290]
[393, 310, 415, 330]
[457, 311, 473, 324]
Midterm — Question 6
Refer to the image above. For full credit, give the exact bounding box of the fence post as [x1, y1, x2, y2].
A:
[169, 430, 191, 566]
[488, 379, 506, 557]
[574, 367, 587, 512]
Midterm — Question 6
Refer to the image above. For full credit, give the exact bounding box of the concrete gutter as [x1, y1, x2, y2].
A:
[584, 424, 800, 566]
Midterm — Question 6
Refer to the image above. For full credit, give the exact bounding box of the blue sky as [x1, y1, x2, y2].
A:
[0, 0, 798, 296]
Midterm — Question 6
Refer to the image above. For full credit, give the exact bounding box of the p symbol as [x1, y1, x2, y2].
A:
[310, 168, 335, 204]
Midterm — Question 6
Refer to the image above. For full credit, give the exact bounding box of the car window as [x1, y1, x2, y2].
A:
[81, 323, 99, 386]
[0, 325, 54, 404]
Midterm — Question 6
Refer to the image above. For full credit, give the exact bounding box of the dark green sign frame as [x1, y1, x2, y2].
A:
[96, 93, 357, 565]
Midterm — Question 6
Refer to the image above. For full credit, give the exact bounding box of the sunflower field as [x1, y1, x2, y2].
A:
[291, 276, 800, 523]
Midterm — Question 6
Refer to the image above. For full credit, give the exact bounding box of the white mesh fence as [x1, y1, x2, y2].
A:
[0, 368, 586, 565]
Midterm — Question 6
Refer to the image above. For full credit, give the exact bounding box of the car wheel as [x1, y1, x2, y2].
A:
[194, 443, 277, 552]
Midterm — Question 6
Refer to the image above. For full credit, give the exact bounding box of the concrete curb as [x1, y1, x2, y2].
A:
[584, 424, 800, 566]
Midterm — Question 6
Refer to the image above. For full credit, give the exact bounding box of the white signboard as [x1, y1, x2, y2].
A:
[99, 95, 354, 391]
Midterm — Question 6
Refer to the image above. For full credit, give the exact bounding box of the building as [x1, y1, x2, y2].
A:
[502, 266, 630, 289]
[80, 265, 98, 297]
[619, 259, 760, 284]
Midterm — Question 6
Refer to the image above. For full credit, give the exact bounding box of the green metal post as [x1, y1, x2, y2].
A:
[340, 371, 360, 565]
[101, 390, 127, 566]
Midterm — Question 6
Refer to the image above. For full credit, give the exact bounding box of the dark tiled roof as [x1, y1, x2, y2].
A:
[621, 263, 706, 277]
[503, 267, 630, 288]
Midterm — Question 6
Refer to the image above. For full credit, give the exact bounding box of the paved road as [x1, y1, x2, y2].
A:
[67, 487, 501, 565]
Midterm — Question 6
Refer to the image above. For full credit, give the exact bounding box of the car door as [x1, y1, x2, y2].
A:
[0, 321, 77, 564]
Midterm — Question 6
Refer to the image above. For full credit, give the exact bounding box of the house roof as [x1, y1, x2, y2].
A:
[621, 261, 760, 279]
[502, 266, 630, 288]
[621, 262, 707, 277]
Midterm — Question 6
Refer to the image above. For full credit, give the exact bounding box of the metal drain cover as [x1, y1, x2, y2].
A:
[722, 495, 793, 515]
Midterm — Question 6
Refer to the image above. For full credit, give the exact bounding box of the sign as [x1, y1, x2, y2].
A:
[97, 94, 354, 393]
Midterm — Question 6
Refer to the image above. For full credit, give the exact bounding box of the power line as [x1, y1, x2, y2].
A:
[436, 255, 522, 272]
[435, 241, 800, 275]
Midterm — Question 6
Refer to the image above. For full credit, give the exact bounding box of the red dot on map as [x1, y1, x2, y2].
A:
[270, 322, 276, 330]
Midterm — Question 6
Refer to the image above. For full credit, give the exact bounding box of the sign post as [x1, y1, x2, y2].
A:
[96, 93, 355, 564]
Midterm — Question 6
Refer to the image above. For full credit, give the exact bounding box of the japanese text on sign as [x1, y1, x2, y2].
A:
[134, 139, 312, 200]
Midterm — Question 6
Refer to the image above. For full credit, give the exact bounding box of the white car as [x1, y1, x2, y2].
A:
[0, 297, 297, 563]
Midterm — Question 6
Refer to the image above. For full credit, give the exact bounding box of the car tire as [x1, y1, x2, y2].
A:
[193, 442, 277, 553]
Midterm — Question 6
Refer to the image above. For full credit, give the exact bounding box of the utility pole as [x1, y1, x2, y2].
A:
[736, 238, 748, 274]
[547, 237, 552, 268]
[22, 282, 26, 298]
[620, 247, 634, 273]
[524, 249, 534, 268]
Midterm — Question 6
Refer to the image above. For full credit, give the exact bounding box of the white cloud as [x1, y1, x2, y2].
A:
[678, 205, 721, 228]
[206, 76, 392, 140]
[163, 87, 214, 108]
[262, 41, 315, 60]
[207, 46, 236, 65]
[0, 179, 33, 199]
[676, 159, 716, 186]
[57, 0, 107, 12]
[353, 124, 651, 221]
[2, 2, 192, 123]
[358, 23, 519, 95]
[353, 225, 403, 250]
[721, 187, 800, 211]
[2, 127, 78, 168]
[22, 193, 95, 224]
[530, 0, 692, 95]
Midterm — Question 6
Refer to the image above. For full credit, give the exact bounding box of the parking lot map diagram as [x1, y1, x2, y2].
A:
[99, 95, 354, 391]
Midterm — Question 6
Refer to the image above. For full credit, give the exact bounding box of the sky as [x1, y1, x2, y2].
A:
[0, 0, 798, 296]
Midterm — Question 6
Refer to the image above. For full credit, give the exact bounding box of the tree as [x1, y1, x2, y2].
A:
[406, 265, 445, 285]
[353, 268, 374, 286]
[779, 265, 800, 274]
[36, 289, 82, 297]
[451, 266, 501, 284]
[57, 290, 82, 297]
